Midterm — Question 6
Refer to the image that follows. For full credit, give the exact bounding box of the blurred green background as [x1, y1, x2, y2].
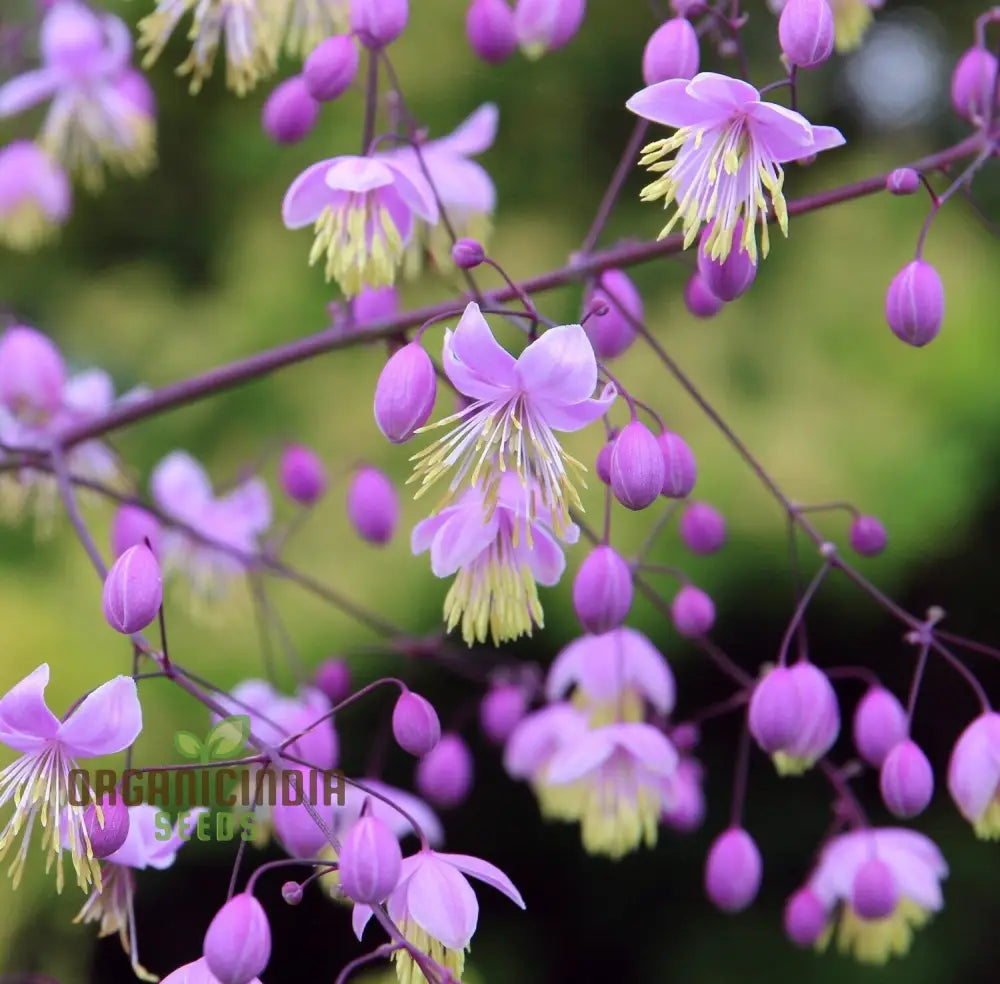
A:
[1, 0, 999, 981]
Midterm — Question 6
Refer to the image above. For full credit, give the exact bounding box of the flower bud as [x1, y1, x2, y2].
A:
[852, 686, 907, 767]
[886, 167, 920, 196]
[684, 272, 725, 319]
[778, 0, 834, 69]
[595, 431, 617, 485]
[851, 857, 898, 920]
[642, 17, 699, 85]
[102, 544, 162, 635]
[451, 237, 486, 269]
[610, 420, 665, 510]
[203, 893, 271, 984]
[281, 881, 303, 905]
[748, 666, 800, 753]
[0, 325, 66, 416]
[374, 342, 437, 443]
[346, 466, 399, 545]
[880, 739, 933, 818]
[353, 286, 398, 326]
[704, 827, 762, 913]
[392, 690, 441, 756]
[480, 684, 528, 744]
[83, 795, 130, 859]
[951, 46, 999, 122]
[679, 501, 726, 554]
[110, 504, 160, 559]
[572, 545, 633, 634]
[280, 444, 327, 505]
[947, 712, 1000, 836]
[784, 888, 827, 946]
[582, 270, 641, 360]
[671, 585, 715, 637]
[657, 430, 697, 498]
[416, 732, 474, 808]
[261, 76, 319, 144]
[303, 35, 359, 102]
[467, 0, 518, 64]
[339, 812, 403, 903]
[761, 661, 839, 774]
[351, 0, 409, 49]
[885, 259, 944, 348]
[314, 658, 352, 705]
[849, 514, 886, 556]
[514, 0, 585, 59]
[698, 221, 757, 301]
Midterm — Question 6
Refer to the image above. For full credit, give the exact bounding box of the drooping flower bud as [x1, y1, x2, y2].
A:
[610, 420, 665, 510]
[102, 544, 162, 635]
[280, 444, 327, 505]
[303, 35, 359, 102]
[467, 0, 518, 64]
[339, 812, 403, 903]
[851, 857, 898, 920]
[262, 76, 320, 144]
[582, 270, 641, 360]
[657, 430, 697, 498]
[642, 17, 699, 85]
[572, 545, 633, 634]
[83, 795, 130, 859]
[451, 237, 486, 269]
[351, 0, 409, 49]
[353, 286, 398, 326]
[281, 881, 303, 905]
[416, 732, 474, 808]
[849, 514, 887, 556]
[679, 501, 726, 554]
[514, 0, 585, 59]
[852, 686, 907, 767]
[950, 46, 999, 122]
[880, 739, 933, 818]
[784, 888, 827, 946]
[346, 466, 399, 545]
[480, 684, 528, 744]
[671, 585, 715, 637]
[0, 325, 66, 416]
[110, 504, 161, 559]
[697, 221, 757, 301]
[886, 167, 920, 195]
[778, 0, 834, 69]
[947, 712, 1000, 838]
[373, 342, 437, 443]
[314, 658, 352, 705]
[203, 893, 271, 984]
[392, 690, 441, 756]
[704, 827, 762, 913]
[595, 431, 617, 485]
[749, 666, 800, 753]
[885, 259, 944, 348]
[684, 272, 725, 319]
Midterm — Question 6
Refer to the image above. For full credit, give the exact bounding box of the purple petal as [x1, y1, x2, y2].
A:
[617, 628, 675, 716]
[57, 676, 142, 757]
[324, 155, 396, 193]
[627, 79, 721, 128]
[518, 523, 565, 586]
[422, 154, 496, 214]
[411, 510, 452, 556]
[441, 303, 517, 400]
[545, 636, 599, 703]
[502, 703, 586, 778]
[546, 728, 615, 784]
[948, 715, 1000, 824]
[430, 507, 497, 577]
[515, 324, 599, 408]
[150, 451, 213, 521]
[218, 477, 272, 534]
[747, 102, 815, 161]
[351, 903, 374, 940]
[281, 159, 338, 229]
[349, 779, 444, 846]
[0, 663, 59, 752]
[0, 69, 58, 117]
[62, 369, 113, 418]
[433, 103, 498, 157]
[440, 853, 525, 908]
[533, 381, 616, 432]
[804, 124, 846, 157]
[384, 159, 439, 224]
[686, 72, 759, 109]
[406, 854, 479, 950]
[608, 722, 678, 775]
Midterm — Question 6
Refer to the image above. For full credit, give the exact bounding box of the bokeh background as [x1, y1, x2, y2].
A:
[1, 0, 999, 982]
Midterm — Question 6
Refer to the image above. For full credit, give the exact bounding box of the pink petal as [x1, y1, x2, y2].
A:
[608, 722, 678, 775]
[534, 381, 616, 433]
[62, 369, 113, 418]
[747, 101, 815, 161]
[433, 103, 498, 158]
[411, 510, 452, 556]
[626, 79, 722, 128]
[0, 69, 58, 117]
[150, 451, 213, 521]
[350, 779, 444, 846]
[440, 853, 525, 908]
[324, 155, 396, 194]
[804, 124, 846, 157]
[430, 507, 497, 577]
[948, 715, 1000, 823]
[546, 728, 616, 784]
[281, 159, 338, 229]
[422, 154, 496, 214]
[0, 663, 59, 752]
[515, 324, 599, 409]
[685, 72, 760, 109]
[617, 628, 676, 716]
[406, 854, 479, 950]
[519, 523, 565, 586]
[545, 635, 600, 703]
[384, 159, 439, 224]
[351, 903, 374, 940]
[218, 477, 272, 535]
[57, 676, 142, 757]
[502, 703, 586, 778]
[442, 303, 517, 400]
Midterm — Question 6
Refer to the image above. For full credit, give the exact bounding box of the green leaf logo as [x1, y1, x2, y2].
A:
[174, 730, 204, 760]
[205, 715, 251, 760]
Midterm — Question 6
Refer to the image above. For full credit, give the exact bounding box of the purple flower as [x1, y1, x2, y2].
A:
[282, 154, 438, 297]
[162, 959, 261, 984]
[0, 141, 70, 250]
[0, 664, 141, 891]
[947, 712, 1000, 839]
[514, 0, 586, 59]
[626, 72, 845, 262]
[768, 0, 883, 53]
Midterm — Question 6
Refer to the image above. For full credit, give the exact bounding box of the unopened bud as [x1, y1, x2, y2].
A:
[885, 259, 944, 347]
[351, 0, 409, 49]
[451, 237, 486, 269]
[671, 585, 715, 637]
[851, 857, 898, 920]
[778, 0, 834, 69]
[853, 686, 907, 767]
[392, 690, 441, 757]
[784, 888, 827, 946]
[514, 0, 585, 59]
[339, 813, 403, 903]
[304, 35, 359, 101]
[657, 430, 697, 498]
[679, 501, 726, 554]
[467, 0, 518, 64]
[642, 17, 699, 85]
[314, 658, 352, 705]
[572, 545, 633, 634]
[684, 272, 725, 319]
[0, 325, 66, 416]
[280, 444, 327, 505]
[951, 46, 999, 122]
[886, 167, 920, 196]
[203, 893, 271, 984]
[102, 544, 162, 635]
[346, 466, 399, 545]
[110, 504, 161, 559]
[281, 881, 303, 905]
[262, 76, 319, 144]
[880, 739, 933, 818]
[83, 795, 130, 859]
[582, 270, 641, 360]
[480, 684, 528, 744]
[849, 514, 887, 556]
[373, 343, 437, 443]
[416, 732, 474, 808]
[698, 220, 757, 301]
[704, 827, 762, 913]
[610, 420, 665, 511]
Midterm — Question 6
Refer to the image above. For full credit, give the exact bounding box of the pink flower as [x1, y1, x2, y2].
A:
[353, 848, 524, 983]
[947, 712, 1000, 839]
[768, 0, 884, 53]
[410, 302, 616, 531]
[337, 779, 444, 846]
[626, 72, 845, 262]
[0, 664, 142, 891]
[0, 140, 71, 250]
[162, 958, 261, 984]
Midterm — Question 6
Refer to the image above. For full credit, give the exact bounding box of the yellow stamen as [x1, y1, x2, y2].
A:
[824, 899, 930, 964]
[394, 918, 466, 984]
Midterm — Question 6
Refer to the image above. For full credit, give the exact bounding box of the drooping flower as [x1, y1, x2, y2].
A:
[0, 140, 71, 250]
[409, 302, 615, 531]
[625, 72, 845, 262]
[768, 0, 884, 53]
[947, 712, 1000, 839]
[352, 849, 525, 984]
[411, 473, 579, 646]
[282, 154, 438, 297]
[804, 827, 947, 964]
[0, 665, 142, 892]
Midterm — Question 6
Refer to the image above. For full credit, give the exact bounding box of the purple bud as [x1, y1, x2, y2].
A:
[514, 0, 585, 58]
[353, 286, 398, 326]
[951, 46, 999, 122]
[110, 504, 161, 559]
[684, 272, 725, 319]
[303, 35, 359, 101]
[610, 420, 665, 511]
[657, 430, 697, 498]
[851, 857, 898, 920]
[885, 259, 944, 347]
[582, 270, 641, 360]
[704, 827, 762, 913]
[339, 813, 403, 903]
[466, 0, 518, 64]
[480, 684, 528, 744]
[572, 545, 633, 634]
[83, 795, 130, 859]
[392, 690, 441, 757]
[778, 0, 834, 69]
[784, 888, 827, 946]
[346, 466, 399, 545]
[853, 686, 907, 767]
[671, 585, 715, 637]
[451, 237, 486, 269]
[880, 739, 934, 818]
[203, 893, 271, 984]
[416, 732, 474, 808]
[886, 167, 920, 196]
[697, 221, 757, 302]
[947, 712, 1000, 831]
[262, 76, 320, 144]
[314, 658, 352, 705]
[374, 342, 437, 444]
[0, 325, 66, 416]
[351, 0, 409, 49]
[281, 881, 303, 905]
[102, 544, 162, 635]
[595, 431, 617, 485]
[280, 444, 327, 505]
[679, 501, 726, 554]
[642, 17, 699, 85]
[849, 514, 887, 557]
[748, 666, 801, 753]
